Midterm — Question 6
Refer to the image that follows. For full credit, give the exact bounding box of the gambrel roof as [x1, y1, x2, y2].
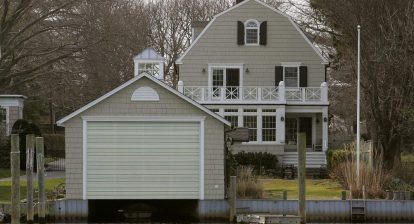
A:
[176, 0, 328, 65]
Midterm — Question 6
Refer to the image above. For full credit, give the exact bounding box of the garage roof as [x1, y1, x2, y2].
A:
[57, 74, 231, 126]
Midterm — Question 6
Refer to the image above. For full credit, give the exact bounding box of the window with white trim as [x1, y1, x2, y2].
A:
[138, 62, 160, 77]
[243, 116, 257, 142]
[245, 20, 259, 45]
[284, 67, 299, 87]
[262, 116, 276, 142]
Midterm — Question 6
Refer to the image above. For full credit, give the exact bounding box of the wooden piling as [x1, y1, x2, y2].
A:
[11, 134, 20, 224]
[36, 137, 46, 223]
[229, 176, 237, 222]
[298, 133, 306, 224]
[283, 190, 287, 216]
[26, 134, 35, 224]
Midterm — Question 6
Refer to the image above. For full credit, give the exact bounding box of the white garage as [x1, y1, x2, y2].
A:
[84, 118, 203, 200]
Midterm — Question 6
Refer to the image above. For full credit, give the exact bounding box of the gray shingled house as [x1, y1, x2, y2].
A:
[58, 0, 329, 202]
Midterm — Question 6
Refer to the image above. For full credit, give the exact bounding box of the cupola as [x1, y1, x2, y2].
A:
[133, 48, 164, 80]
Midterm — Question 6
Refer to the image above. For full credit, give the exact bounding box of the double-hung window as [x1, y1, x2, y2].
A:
[243, 116, 257, 142]
[262, 116, 276, 142]
[245, 20, 259, 45]
[284, 67, 299, 88]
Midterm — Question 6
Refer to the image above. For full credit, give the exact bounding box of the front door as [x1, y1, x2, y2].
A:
[299, 117, 312, 148]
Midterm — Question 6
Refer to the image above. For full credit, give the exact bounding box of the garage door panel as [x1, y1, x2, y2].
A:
[88, 168, 199, 175]
[86, 121, 201, 200]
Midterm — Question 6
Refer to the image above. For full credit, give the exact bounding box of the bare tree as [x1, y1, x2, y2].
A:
[0, 0, 83, 92]
[308, 0, 414, 168]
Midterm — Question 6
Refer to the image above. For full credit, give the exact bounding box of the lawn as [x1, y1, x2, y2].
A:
[0, 168, 25, 179]
[261, 178, 346, 200]
[0, 178, 65, 203]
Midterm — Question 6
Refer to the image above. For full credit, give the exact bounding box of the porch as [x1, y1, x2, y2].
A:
[178, 81, 328, 105]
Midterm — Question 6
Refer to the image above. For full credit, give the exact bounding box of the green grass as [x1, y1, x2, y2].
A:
[261, 178, 346, 200]
[0, 178, 65, 203]
[0, 168, 26, 179]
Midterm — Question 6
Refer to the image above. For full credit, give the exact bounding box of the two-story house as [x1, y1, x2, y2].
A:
[176, 0, 329, 168]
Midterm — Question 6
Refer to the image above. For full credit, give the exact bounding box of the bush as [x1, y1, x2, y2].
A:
[232, 151, 280, 177]
[327, 148, 352, 172]
[237, 166, 264, 199]
[330, 143, 392, 198]
[11, 119, 41, 170]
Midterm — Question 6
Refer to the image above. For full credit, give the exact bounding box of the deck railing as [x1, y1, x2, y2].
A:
[182, 86, 280, 102]
[178, 81, 328, 104]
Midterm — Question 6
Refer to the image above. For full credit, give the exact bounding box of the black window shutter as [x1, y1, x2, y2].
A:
[299, 66, 308, 87]
[237, 21, 244, 45]
[275, 66, 283, 86]
[259, 21, 267, 45]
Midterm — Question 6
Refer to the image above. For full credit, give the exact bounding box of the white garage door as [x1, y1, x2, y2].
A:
[86, 121, 201, 199]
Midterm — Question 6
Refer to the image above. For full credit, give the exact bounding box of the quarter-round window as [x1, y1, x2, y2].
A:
[245, 20, 259, 45]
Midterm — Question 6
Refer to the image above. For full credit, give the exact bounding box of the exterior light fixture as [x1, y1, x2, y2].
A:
[281, 116, 285, 122]
[323, 117, 328, 123]
[202, 68, 206, 73]
[245, 68, 250, 73]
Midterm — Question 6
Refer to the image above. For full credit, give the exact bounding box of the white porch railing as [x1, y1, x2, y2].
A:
[182, 86, 280, 102]
[285, 87, 322, 102]
[178, 81, 328, 104]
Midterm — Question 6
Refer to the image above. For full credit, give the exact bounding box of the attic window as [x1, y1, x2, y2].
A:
[245, 20, 259, 45]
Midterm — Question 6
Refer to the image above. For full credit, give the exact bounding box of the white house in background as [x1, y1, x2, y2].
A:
[0, 95, 27, 136]
[175, 0, 329, 168]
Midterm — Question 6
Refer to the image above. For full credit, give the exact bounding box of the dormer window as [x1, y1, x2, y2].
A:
[133, 48, 165, 80]
[245, 20, 259, 45]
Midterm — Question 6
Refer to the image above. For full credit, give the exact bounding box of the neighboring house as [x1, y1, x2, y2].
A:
[57, 65, 230, 200]
[0, 95, 27, 136]
[176, 0, 329, 168]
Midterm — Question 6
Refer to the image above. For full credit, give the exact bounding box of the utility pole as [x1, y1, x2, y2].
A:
[26, 134, 35, 224]
[36, 137, 46, 223]
[11, 134, 20, 224]
[298, 133, 306, 224]
[356, 25, 361, 187]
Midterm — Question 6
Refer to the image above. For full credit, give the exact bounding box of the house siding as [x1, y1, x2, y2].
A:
[64, 77, 225, 200]
[179, 0, 325, 87]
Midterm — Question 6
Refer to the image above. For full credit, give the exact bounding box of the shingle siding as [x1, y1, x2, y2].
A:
[179, 0, 325, 87]
[64, 77, 225, 200]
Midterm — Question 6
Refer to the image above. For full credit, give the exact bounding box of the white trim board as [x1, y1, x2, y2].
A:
[175, 0, 328, 65]
[56, 73, 230, 127]
[82, 117, 205, 200]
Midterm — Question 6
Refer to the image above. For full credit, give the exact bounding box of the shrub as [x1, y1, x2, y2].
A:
[327, 148, 352, 172]
[232, 151, 280, 177]
[237, 166, 264, 199]
[330, 143, 392, 198]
